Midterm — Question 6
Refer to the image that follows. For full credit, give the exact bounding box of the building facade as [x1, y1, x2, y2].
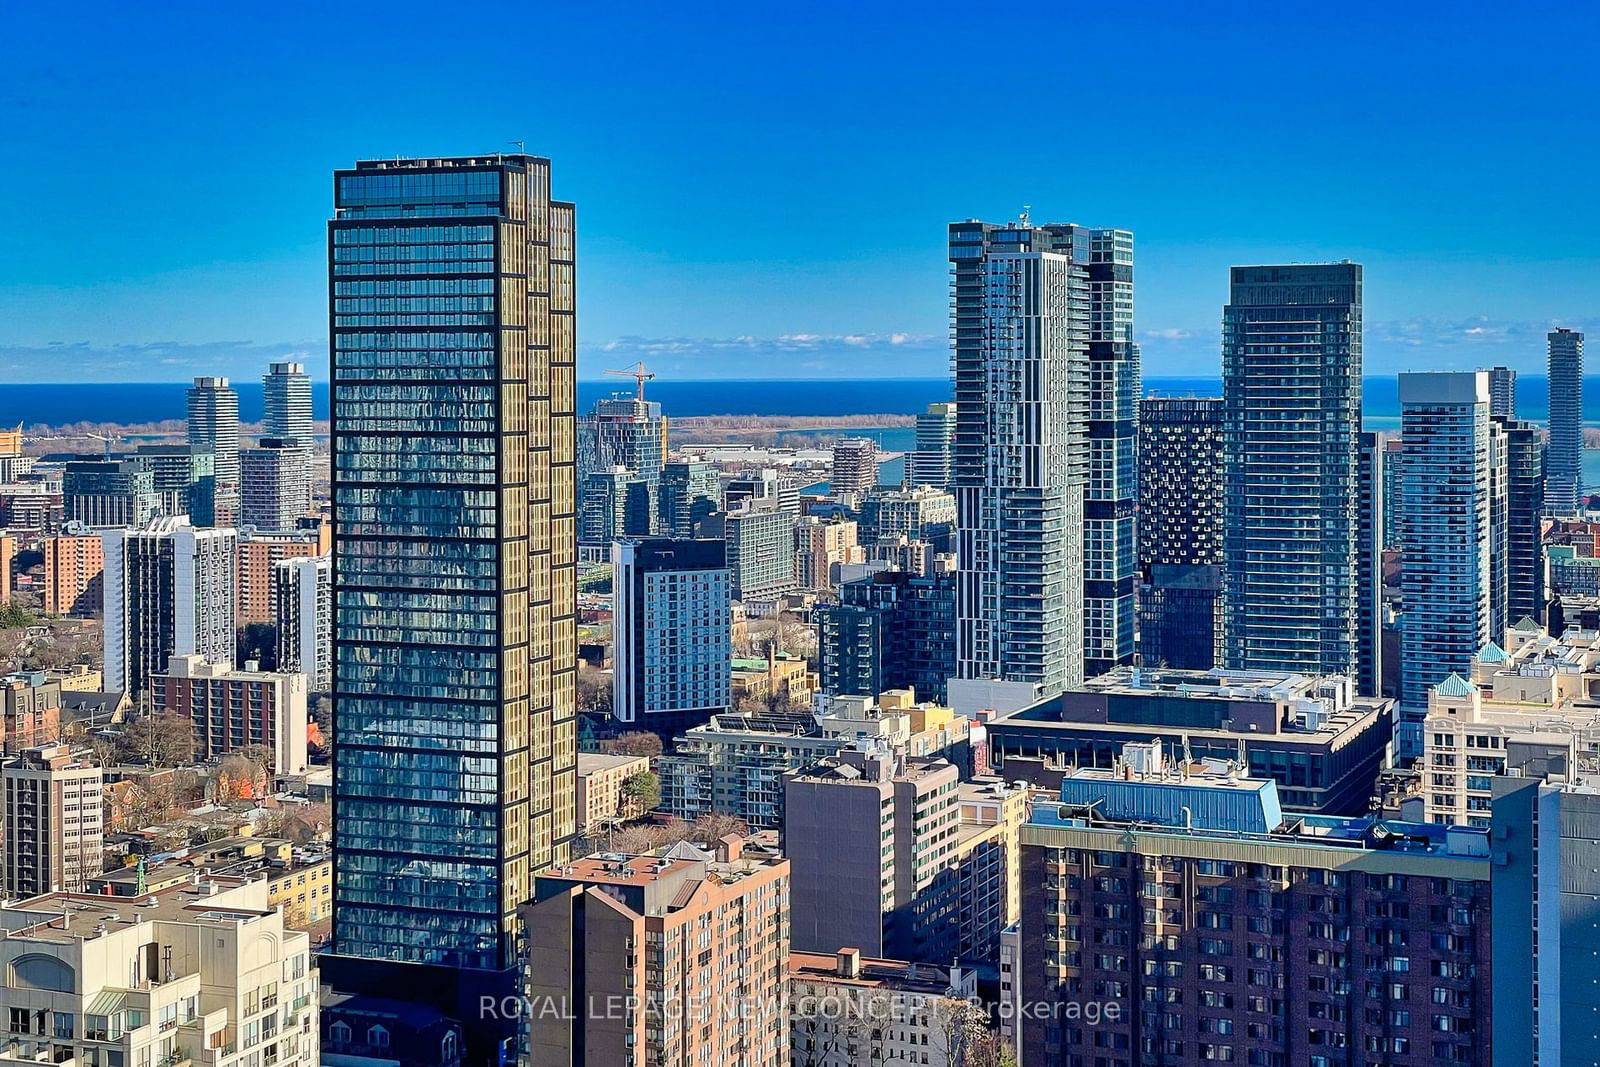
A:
[41, 533, 105, 616]
[240, 442, 313, 531]
[327, 156, 577, 1009]
[1545, 327, 1585, 514]
[1222, 264, 1363, 678]
[152, 653, 309, 776]
[816, 569, 956, 704]
[521, 839, 789, 1067]
[1487, 365, 1516, 418]
[949, 221, 1087, 706]
[237, 528, 323, 627]
[831, 437, 880, 495]
[1398, 372, 1494, 755]
[0, 743, 103, 895]
[101, 520, 236, 697]
[705, 502, 796, 600]
[1498, 417, 1546, 625]
[611, 538, 731, 739]
[265, 360, 314, 442]
[1357, 429, 1386, 697]
[1137, 396, 1223, 670]
[63, 459, 160, 528]
[187, 375, 241, 525]
[793, 516, 863, 592]
[275, 554, 331, 693]
[658, 459, 720, 537]
[908, 402, 956, 491]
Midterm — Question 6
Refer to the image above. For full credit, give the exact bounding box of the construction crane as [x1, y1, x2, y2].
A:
[83, 432, 121, 459]
[605, 361, 656, 402]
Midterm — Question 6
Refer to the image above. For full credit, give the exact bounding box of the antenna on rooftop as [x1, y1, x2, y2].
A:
[1019, 204, 1031, 227]
[509, 140, 525, 154]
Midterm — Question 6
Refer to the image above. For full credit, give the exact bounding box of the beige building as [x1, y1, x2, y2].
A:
[574, 752, 652, 831]
[0, 877, 317, 1067]
[789, 949, 979, 1067]
[1, 743, 103, 896]
[88, 838, 332, 932]
[521, 836, 789, 1067]
[0, 532, 13, 606]
[1422, 626, 1600, 826]
[952, 777, 1030, 959]
[793, 517, 864, 592]
[42, 535, 104, 617]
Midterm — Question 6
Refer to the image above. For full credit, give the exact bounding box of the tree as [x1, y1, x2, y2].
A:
[689, 813, 749, 845]
[620, 770, 661, 814]
[603, 730, 662, 757]
[128, 711, 197, 768]
[577, 665, 613, 716]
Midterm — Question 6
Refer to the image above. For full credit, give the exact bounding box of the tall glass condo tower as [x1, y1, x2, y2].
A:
[1222, 263, 1364, 678]
[327, 157, 577, 989]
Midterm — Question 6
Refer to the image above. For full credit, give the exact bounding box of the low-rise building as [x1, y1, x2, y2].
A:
[151, 655, 308, 776]
[788, 949, 979, 1067]
[988, 666, 1394, 814]
[1, 672, 63, 754]
[87, 837, 332, 931]
[659, 713, 847, 830]
[731, 649, 816, 709]
[0, 878, 317, 1067]
[575, 752, 652, 831]
[521, 836, 789, 1067]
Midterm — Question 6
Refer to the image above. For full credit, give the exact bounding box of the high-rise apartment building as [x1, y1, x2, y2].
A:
[830, 436, 880, 494]
[949, 220, 1112, 709]
[154, 653, 308, 775]
[1488, 365, 1516, 417]
[1222, 263, 1363, 677]
[240, 441, 313, 530]
[1546, 327, 1585, 514]
[131, 442, 216, 524]
[703, 502, 796, 599]
[275, 553, 331, 692]
[907, 401, 956, 490]
[325, 156, 576, 1043]
[521, 838, 790, 1067]
[41, 532, 104, 616]
[785, 749, 961, 962]
[0, 742, 103, 895]
[1137, 396, 1223, 670]
[793, 515, 863, 591]
[576, 392, 665, 538]
[611, 538, 731, 739]
[858, 484, 956, 551]
[187, 375, 240, 525]
[1398, 372, 1494, 755]
[1498, 416, 1547, 624]
[62, 458, 160, 527]
[101, 519, 236, 697]
[815, 569, 956, 704]
[1356, 430, 1385, 697]
[1018, 753, 1495, 1067]
[1382, 436, 1405, 550]
[658, 458, 720, 536]
[237, 527, 323, 626]
[265, 360, 314, 442]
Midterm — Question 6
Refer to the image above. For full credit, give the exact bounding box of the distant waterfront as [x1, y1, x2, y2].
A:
[4, 375, 1598, 487]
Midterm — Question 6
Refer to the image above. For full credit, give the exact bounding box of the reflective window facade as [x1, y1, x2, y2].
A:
[329, 157, 576, 972]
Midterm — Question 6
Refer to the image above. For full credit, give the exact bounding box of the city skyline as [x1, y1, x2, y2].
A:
[4, 5, 1600, 381]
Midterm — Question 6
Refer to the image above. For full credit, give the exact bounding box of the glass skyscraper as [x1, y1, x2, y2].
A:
[1222, 264, 1363, 678]
[326, 155, 577, 1001]
[949, 221, 1082, 704]
[1546, 328, 1584, 514]
[186, 376, 239, 525]
[1137, 396, 1222, 670]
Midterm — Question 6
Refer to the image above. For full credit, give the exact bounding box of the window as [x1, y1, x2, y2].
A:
[368, 1025, 390, 1049]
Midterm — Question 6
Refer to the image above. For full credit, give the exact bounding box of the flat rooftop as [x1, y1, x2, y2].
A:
[788, 951, 955, 995]
[576, 752, 651, 774]
[2, 878, 271, 943]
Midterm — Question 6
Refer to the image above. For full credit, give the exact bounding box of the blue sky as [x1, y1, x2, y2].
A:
[3, 2, 1598, 381]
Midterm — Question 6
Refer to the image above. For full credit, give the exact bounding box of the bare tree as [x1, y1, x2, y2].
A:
[602, 730, 661, 757]
[128, 711, 197, 768]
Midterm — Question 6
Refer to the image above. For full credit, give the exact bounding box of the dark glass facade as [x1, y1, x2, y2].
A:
[329, 156, 576, 975]
[1222, 264, 1363, 677]
[1136, 397, 1222, 670]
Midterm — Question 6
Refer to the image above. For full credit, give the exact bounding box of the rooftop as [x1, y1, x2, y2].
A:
[577, 752, 652, 774]
[2, 878, 271, 944]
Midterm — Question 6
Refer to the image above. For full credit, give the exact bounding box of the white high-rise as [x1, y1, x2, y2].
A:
[1398, 371, 1494, 757]
[947, 220, 1090, 712]
[264, 360, 314, 442]
[101, 518, 237, 697]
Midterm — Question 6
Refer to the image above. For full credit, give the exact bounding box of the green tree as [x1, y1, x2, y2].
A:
[621, 770, 661, 813]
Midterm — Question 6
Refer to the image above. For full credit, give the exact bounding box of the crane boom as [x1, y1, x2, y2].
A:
[604, 361, 657, 401]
